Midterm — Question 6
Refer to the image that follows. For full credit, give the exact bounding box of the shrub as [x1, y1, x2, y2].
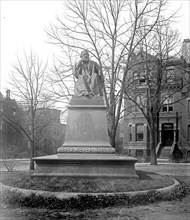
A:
[0, 145, 20, 172]
[1, 182, 190, 211]
[1, 189, 24, 205]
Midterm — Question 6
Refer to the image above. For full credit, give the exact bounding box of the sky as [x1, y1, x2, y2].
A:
[1, 1, 64, 92]
[1, 0, 190, 95]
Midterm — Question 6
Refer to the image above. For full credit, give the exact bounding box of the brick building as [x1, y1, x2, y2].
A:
[0, 90, 65, 157]
[123, 40, 190, 161]
[0, 90, 26, 155]
[35, 108, 66, 155]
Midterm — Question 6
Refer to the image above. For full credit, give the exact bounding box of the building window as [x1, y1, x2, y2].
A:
[162, 96, 174, 112]
[139, 77, 146, 86]
[12, 107, 16, 115]
[128, 150, 132, 156]
[128, 100, 133, 113]
[134, 95, 142, 112]
[135, 150, 143, 157]
[134, 94, 146, 112]
[133, 71, 147, 86]
[136, 124, 144, 141]
[188, 125, 190, 142]
[188, 100, 190, 115]
[139, 70, 147, 86]
[133, 71, 138, 82]
[166, 66, 175, 83]
[129, 124, 132, 142]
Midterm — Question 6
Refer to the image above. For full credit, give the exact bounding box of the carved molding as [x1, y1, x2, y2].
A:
[57, 146, 115, 154]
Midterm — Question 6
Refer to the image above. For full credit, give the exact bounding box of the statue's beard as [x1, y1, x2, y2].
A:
[81, 58, 89, 63]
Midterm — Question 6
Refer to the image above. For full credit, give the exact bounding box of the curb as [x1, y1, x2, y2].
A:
[0, 158, 30, 162]
[135, 163, 190, 166]
[0, 179, 180, 200]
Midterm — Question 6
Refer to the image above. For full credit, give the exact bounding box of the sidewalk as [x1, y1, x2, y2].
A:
[136, 163, 190, 176]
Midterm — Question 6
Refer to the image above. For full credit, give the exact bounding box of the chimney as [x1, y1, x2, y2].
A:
[182, 39, 190, 64]
[6, 90, 10, 99]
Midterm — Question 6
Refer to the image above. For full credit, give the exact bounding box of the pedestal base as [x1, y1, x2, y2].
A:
[33, 154, 138, 178]
[33, 96, 137, 178]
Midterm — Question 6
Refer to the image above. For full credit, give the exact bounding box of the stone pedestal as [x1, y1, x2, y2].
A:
[57, 96, 114, 154]
[33, 96, 137, 178]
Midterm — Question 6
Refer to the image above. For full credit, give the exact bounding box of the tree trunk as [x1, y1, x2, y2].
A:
[30, 118, 35, 170]
[107, 108, 116, 149]
[109, 121, 116, 149]
[29, 159, 35, 170]
[29, 140, 35, 170]
[149, 122, 158, 165]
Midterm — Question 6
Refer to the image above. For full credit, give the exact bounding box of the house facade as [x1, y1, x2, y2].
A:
[0, 90, 26, 155]
[35, 108, 66, 155]
[0, 90, 66, 157]
[123, 40, 190, 161]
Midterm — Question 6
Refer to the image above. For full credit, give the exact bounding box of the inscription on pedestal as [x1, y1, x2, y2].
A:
[57, 96, 115, 154]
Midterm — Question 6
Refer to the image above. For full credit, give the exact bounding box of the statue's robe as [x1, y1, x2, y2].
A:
[73, 60, 103, 96]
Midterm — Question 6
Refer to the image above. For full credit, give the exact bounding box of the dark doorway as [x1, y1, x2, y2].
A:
[162, 123, 174, 146]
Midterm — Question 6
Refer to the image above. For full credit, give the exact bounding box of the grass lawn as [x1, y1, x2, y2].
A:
[1, 170, 174, 193]
[1, 172, 190, 219]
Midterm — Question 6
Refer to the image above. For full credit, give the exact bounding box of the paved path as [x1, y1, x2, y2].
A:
[136, 163, 190, 176]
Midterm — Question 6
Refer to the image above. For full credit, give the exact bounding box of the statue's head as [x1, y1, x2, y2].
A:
[80, 49, 89, 62]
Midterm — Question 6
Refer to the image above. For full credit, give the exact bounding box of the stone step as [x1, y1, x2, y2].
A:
[157, 158, 171, 163]
[158, 147, 171, 159]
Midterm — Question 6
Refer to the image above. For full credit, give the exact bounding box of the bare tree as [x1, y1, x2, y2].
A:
[46, 0, 171, 150]
[6, 51, 49, 170]
[47, 51, 75, 107]
[124, 17, 189, 164]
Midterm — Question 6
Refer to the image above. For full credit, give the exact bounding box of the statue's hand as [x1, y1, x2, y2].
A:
[98, 74, 104, 83]
[76, 60, 82, 69]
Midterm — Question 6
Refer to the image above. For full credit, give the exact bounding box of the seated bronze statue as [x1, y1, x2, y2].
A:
[73, 49, 103, 96]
